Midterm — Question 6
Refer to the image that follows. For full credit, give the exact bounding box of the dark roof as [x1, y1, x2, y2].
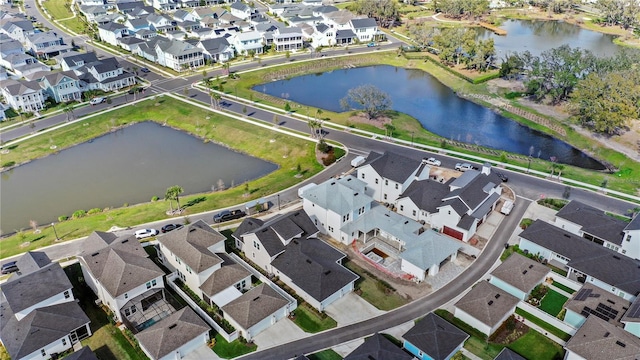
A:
[158, 220, 225, 273]
[457, 215, 476, 230]
[399, 179, 450, 214]
[2, 263, 72, 314]
[490, 253, 549, 294]
[556, 200, 628, 245]
[200, 253, 251, 298]
[519, 220, 640, 295]
[1, 302, 89, 360]
[622, 296, 640, 323]
[116, 1, 145, 11]
[64, 346, 99, 360]
[98, 22, 127, 32]
[135, 307, 209, 359]
[363, 151, 421, 184]
[454, 281, 519, 328]
[625, 212, 640, 231]
[494, 348, 526, 360]
[336, 29, 356, 39]
[564, 315, 640, 359]
[221, 284, 289, 329]
[60, 52, 99, 68]
[440, 198, 469, 217]
[444, 173, 499, 211]
[14, 251, 51, 275]
[565, 283, 629, 326]
[198, 37, 230, 53]
[271, 237, 358, 303]
[345, 333, 412, 360]
[233, 217, 265, 241]
[402, 313, 469, 360]
[351, 18, 377, 28]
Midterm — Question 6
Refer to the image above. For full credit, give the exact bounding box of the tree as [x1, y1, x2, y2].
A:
[202, 69, 207, 78]
[165, 185, 184, 213]
[433, 0, 489, 19]
[210, 91, 221, 109]
[351, 0, 399, 27]
[340, 84, 392, 120]
[272, 114, 279, 125]
[284, 102, 291, 112]
[595, 0, 640, 29]
[63, 104, 74, 122]
[384, 123, 395, 138]
[223, 62, 230, 75]
[242, 105, 247, 116]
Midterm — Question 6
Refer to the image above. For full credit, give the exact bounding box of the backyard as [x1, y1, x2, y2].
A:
[344, 260, 408, 310]
[539, 289, 569, 317]
[211, 334, 257, 359]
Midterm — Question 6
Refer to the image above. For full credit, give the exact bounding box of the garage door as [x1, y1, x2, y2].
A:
[443, 226, 463, 241]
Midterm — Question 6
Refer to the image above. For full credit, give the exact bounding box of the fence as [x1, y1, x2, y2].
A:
[516, 301, 577, 336]
[548, 272, 582, 292]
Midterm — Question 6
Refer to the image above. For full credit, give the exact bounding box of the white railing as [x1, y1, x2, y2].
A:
[516, 301, 577, 336]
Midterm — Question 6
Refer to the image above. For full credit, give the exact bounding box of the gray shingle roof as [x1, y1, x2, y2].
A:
[0, 302, 89, 360]
[625, 212, 640, 231]
[565, 283, 629, 326]
[565, 316, 640, 360]
[199, 253, 251, 298]
[444, 173, 499, 211]
[345, 332, 411, 360]
[556, 200, 628, 245]
[402, 313, 469, 360]
[221, 284, 288, 329]
[64, 346, 99, 360]
[362, 151, 421, 184]
[2, 263, 72, 314]
[40, 70, 79, 86]
[519, 220, 640, 295]
[454, 281, 519, 328]
[302, 176, 372, 216]
[60, 52, 99, 68]
[135, 307, 209, 359]
[399, 179, 450, 214]
[198, 37, 230, 53]
[490, 253, 549, 294]
[350, 18, 377, 29]
[158, 220, 225, 273]
[440, 198, 469, 217]
[494, 348, 526, 360]
[14, 251, 51, 275]
[98, 22, 127, 32]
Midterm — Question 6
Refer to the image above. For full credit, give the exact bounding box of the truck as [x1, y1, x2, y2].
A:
[351, 156, 366, 168]
[500, 200, 514, 216]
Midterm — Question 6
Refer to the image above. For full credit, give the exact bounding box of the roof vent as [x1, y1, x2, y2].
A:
[522, 270, 528, 275]
[354, 193, 358, 196]
[528, 264, 534, 269]
[253, 296, 260, 302]
[190, 228, 197, 233]
[330, 182, 336, 185]
[604, 332, 610, 337]
[607, 299, 616, 304]
[122, 239, 129, 243]
[563, 234, 570, 238]
[495, 294, 501, 299]
[324, 270, 331, 275]
[306, 259, 312, 264]
[488, 301, 494, 306]
[169, 324, 177, 330]
[404, 221, 409, 224]
[91, 252, 100, 257]
[613, 255, 620, 260]
[616, 341, 626, 348]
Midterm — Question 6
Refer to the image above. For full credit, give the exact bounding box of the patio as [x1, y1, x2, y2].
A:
[121, 288, 176, 333]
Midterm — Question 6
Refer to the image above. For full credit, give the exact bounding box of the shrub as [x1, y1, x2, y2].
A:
[2, 161, 15, 168]
[520, 218, 533, 229]
[58, 215, 68, 222]
[322, 153, 336, 166]
[504, 91, 523, 99]
[87, 208, 102, 215]
[151, 196, 159, 202]
[72, 210, 86, 219]
[317, 140, 330, 153]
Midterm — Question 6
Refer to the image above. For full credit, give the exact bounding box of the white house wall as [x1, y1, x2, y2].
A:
[113, 275, 165, 322]
[400, 259, 426, 282]
[19, 334, 74, 360]
[157, 243, 220, 298]
[454, 308, 491, 336]
[517, 238, 554, 261]
[554, 218, 582, 236]
[240, 233, 277, 273]
[621, 229, 639, 260]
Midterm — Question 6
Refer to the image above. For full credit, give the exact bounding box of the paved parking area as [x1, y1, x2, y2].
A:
[183, 344, 218, 360]
[325, 293, 385, 326]
[252, 317, 309, 350]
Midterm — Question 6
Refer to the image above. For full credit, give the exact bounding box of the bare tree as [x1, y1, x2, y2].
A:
[340, 84, 392, 120]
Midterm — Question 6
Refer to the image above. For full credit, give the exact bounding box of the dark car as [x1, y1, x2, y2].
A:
[213, 209, 246, 223]
[1, 261, 18, 275]
[495, 171, 509, 182]
[140, 67, 150, 73]
[161, 223, 183, 233]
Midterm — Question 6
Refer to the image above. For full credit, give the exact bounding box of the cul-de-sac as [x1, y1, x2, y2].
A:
[0, 0, 639, 359]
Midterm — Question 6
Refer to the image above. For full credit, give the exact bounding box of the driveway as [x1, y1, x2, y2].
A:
[252, 318, 309, 350]
[182, 344, 219, 360]
[324, 293, 385, 326]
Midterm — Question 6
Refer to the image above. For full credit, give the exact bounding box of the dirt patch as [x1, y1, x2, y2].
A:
[347, 113, 391, 128]
[490, 316, 529, 344]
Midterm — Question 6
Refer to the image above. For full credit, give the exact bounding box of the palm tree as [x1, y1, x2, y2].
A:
[165, 185, 184, 213]
[308, 120, 319, 138]
[210, 90, 221, 109]
[63, 104, 74, 122]
[384, 123, 395, 139]
[223, 62, 230, 75]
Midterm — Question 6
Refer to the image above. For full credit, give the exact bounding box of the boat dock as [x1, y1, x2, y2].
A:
[479, 22, 507, 36]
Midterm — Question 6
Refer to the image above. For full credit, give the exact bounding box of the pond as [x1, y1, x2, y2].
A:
[477, 19, 620, 57]
[0, 121, 278, 234]
[255, 65, 603, 170]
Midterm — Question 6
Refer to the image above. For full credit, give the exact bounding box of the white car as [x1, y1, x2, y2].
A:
[134, 228, 158, 239]
[89, 97, 105, 105]
[425, 157, 441, 166]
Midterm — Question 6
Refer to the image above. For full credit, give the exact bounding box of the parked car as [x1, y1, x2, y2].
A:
[495, 171, 509, 182]
[1, 261, 18, 275]
[455, 163, 476, 172]
[161, 223, 183, 233]
[425, 157, 442, 166]
[213, 209, 246, 223]
[89, 97, 105, 105]
[367, 42, 378, 47]
[134, 228, 159, 239]
[140, 67, 150, 73]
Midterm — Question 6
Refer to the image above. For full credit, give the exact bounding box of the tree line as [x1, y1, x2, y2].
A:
[500, 45, 640, 134]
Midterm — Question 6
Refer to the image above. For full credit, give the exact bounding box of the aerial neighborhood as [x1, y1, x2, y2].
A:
[1, 0, 640, 358]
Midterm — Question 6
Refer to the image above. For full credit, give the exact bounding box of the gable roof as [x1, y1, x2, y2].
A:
[454, 281, 519, 328]
[350, 17, 377, 29]
[2, 263, 72, 314]
[625, 212, 640, 231]
[14, 251, 51, 275]
[221, 284, 288, 329]
[158, 220, 225, 273]
[556, 200, 628, 245]
[398, 179, 450, 213]
[198, 37, 230, 53]
[135, 307, 209, 359]
[1, 80, 42, 96]
[98, 22, 127, 32]
[64, 346, 99, 360]
[0, 302, 89, 360]
[565, 315, 640, 360]
[230, 1, 250, 11]
[494, 348, 526, 360]
[199, 253, 251, 297]
[490, 253, 549, 294]
[40, 70, 79, 86]
[362, 151, 421, 184]
[345, 332, 411, 360]
[519, 220, 640, 295]
[401, 230, 461, 271]
[402, 313, 469, 360]
[443, 172, 499, 212]
[301, 176, 373, 217]
[60, 51, 99, 68]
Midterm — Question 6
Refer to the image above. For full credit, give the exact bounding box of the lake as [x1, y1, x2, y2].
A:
[255, 65, 603, 169]
[0, 121, 278, 234]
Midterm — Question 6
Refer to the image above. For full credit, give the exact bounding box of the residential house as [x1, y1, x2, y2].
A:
[116, 1, 145, 15]
[1, 20, 35, 43]
[150, 0, 176, 11]
[402, 313, 469, 360]
[453, 281, 519, 336]
[350, 17, 378, 42]
[272, 27, 303, 52]
[0, 37, 24, 59]
[233, 210, 359, 311]
[308, 22, 334, 47]
[135, 29, 158, 40]
[0, 252, 91, 360]
[232, 30, 263, 55]
[79, 0, 105, 6]
[621, 296, 640, 337]
[76, 57, 136, 91]
[345, 333, 412, 360]
[155, 39, 204, 71]
[78, 231, 166, 323]
[79, 5, 108, 22]
[218, 12, 243, 26]
[127, 6, 154, 19]
[192, 7, 215, 20]
[38, 71, 82, 103]
[118, 36, 146, 51]
[173, 9, 197, 23]
[494, 348, 526, 360]
[11, 57, 50, 80]
[190, 27, 217, 40]
[59, 52, 99, 71]
[97, 22, 128, 46]
[518, 220, 640, 301]
[395, 178, 452, 225]
[322, 10, 354, 30]
[135, 307, 210, 360]
[197, 37, 234, 62]
[25, 31, 69, 59]
[0, 79, 46, 112]
[554, 200, 635, 257]
[489, 253, 550, 301]
[94, 13, 126, 25]
[230, 1, 255, 20]
[563, 316, 640, 360]
[563, 283, 630, 329]
[622, 213, 640, 260]
[124, 18, 151, 33]
[147, 13, 175, 32]
[0, 52, 38, 72]
[64, 347, 99, 360]
[357, 151, 432, 203]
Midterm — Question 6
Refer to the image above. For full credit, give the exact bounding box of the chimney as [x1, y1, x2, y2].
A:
[482, 162, 491, 175]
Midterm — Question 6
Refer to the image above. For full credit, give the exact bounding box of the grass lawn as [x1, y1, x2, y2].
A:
[508, 329, 564, 360]
[308, 349, 343, 360]
[539, 290, 569, 317]
[0, 96, 325, 258]
[293, 304, 337, 333]
[211, 333, 257, 359]
[60, 17, 86, 34]
[515, 308, 571, 341]
[64, 264, 147, 360]
[344, 260, 408, 310]
[41, 0, 73, 20]
[550, 281, 576, 294]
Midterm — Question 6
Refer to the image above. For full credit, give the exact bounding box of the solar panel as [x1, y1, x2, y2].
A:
[574, 288, 591, 301]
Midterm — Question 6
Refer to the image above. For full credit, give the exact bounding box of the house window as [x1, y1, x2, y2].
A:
[124, 308, 131, 316]
[64, 290, 70, 299]
[384, 194, 387, 200]
[62, 338, 67, 346]
[385, 179, 388, 185]
[253, 240, 260, 250]
[328, 226, 334, 232]
[400, 205, 404, 211]
[186, 265, 192, 274]
[146, 281, 152, 289]
[395, 183, 398, 189]
[412, 210, 417, 216]
[375, 178, 379, 184]
[448, 210, 451, 215]
[152, 279, 157, 286]
[626, 235, 631, 242]
[124, 293, 128, 299]
[41, 350, 46, 357]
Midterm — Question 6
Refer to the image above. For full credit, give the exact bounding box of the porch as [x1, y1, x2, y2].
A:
[121, 288, 176, 333]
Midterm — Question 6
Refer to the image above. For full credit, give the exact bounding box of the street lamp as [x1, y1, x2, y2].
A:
[411, 132, 414, 147]
[527, 156, 532, 174]
[277, 193, 281, 210]
[51, 222, 59, 241]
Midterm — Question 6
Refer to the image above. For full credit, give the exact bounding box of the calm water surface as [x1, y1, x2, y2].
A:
[0, 122, 277, 234]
